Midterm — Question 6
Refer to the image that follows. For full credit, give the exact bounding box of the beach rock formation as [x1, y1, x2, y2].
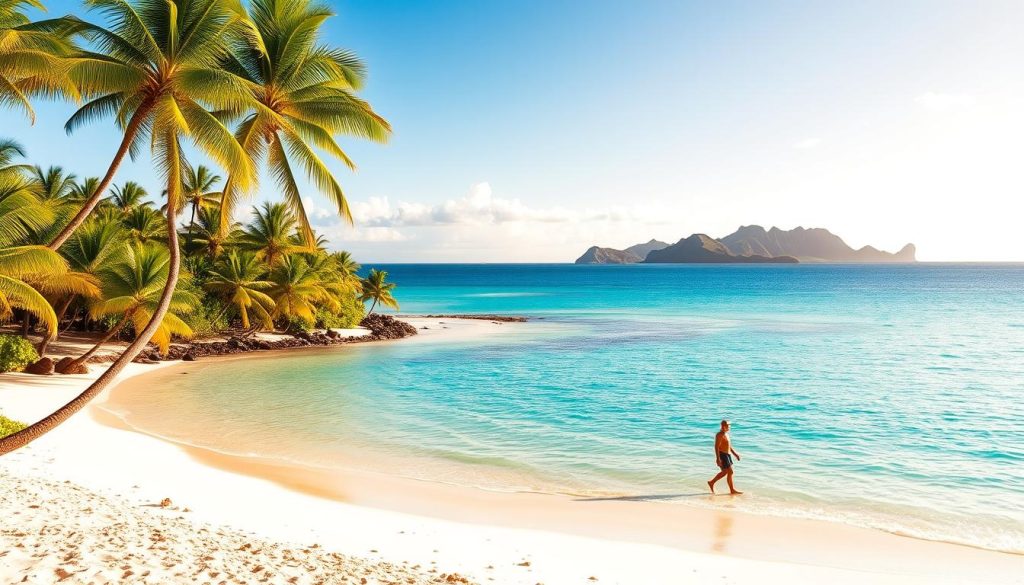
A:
[645, 234, 798, 263]
[54, 356, 89, 375]
[718, 225, 916, 263]
[360, 314, 419, 339]
[23, 357, 54, 375]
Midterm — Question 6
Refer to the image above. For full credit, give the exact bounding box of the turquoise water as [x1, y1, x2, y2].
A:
[114, 264, 1024, 553]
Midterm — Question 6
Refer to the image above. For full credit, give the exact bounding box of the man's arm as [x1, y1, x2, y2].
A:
[731, 445, 741, 461]
[714, 434, 722, 467]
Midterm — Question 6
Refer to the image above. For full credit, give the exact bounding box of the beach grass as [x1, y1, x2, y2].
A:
[0, 415, 27, 439]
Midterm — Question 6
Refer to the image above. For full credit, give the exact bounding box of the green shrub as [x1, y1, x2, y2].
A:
[0, 335, 39, 373]
[0, 414, 27, 438]
[315, 295, 365, 329]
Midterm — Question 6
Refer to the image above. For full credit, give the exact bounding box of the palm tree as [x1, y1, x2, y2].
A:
[67, 176, 99, 203]
[0, 139, 30, 178]
[30, 165, 76, 201]
[267, 255, 331, 327]
[188, 204, 237, 259]
[170, 165, 221, 248]
[0, 0, 78, 123]
[204, 250, 274, 329]
[106, 181, 151, 213]
[120, 205, 164, 244]
[0, 187, 65, 340]
[0, 0, 257, 455]
[218, 0, 391, 244]
[47, 0, 255, 249]
[238, 202, 304, 266]
[70, 243, 197, 366]
[332, 250, 360, 279]
[359, 268, 397, 315]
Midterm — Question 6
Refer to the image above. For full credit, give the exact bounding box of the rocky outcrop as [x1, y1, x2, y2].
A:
[54, 357, 89, 375]
[574, 246, 642, 264]
[719, 225, 916, 263]
[359, 314, 418, 339]
[23, 357, 54, 375]
[645, 234, 799, 264]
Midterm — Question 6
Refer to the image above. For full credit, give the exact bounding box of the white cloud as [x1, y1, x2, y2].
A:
[914, 92, 975, 112]
[315, 183, 684, 262]
[794, 137, 821, 149]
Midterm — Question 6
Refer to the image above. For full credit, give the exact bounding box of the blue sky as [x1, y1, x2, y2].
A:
[8, 1, 1024, 261]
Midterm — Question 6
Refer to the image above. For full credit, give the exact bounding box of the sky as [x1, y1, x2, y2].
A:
[8, 0, 1024, 262]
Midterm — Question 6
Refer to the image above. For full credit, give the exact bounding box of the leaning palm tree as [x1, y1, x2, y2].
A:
[46, 0, 254, 249]
[0, 0, 257, 456]
[238, 202, 304, 267]
[359, 268, 398, 315]
[0, 0, 78, 123]
[204, 250, 275, 330]
[218, 0, 391, 244]
[70, 243, 197, 366]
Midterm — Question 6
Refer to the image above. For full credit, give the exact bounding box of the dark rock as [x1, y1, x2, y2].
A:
[24, 357, 54, 375]
[325, 329, 340, 339]
[54, 357, 89, 375]
[182, 353, 196, 361]
[359, 314, 418, 340]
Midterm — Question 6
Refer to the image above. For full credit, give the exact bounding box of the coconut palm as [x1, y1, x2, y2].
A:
[0, 187, 65, 339]
[238, 202, 304, 267]
[106, 181, 151, 213]
[332, 250, 360, 279]
[267, 255, 332, 326]
[188, 204, 237, 259]
[204, 250, 274, 329]
[0, 0, 257, 455]
[67, 176, 99, 202]
[0, 0, 78, 123]
[218, 0, 391, 244]
[359, 268, 397, 315]
[30, 165, 76, 201]
[71, 243, 197, 366]
[47, 0, 255, 249]
[120, 205, 164, 244]
[0, 139, 30, 179]
[169, 165, 221, 248]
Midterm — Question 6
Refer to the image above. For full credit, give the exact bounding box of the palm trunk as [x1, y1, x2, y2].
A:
[0, 184, 182, 456]
[20, 314, 31, 338]
[47, 102, 154, 250]
[39, 297, 76, 355]
[368, 298, 378, 315]
[185, 201, 197, 251]
[68, 314, 130, 367]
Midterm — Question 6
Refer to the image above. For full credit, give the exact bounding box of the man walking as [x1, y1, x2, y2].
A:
[708, 420, 742, 495]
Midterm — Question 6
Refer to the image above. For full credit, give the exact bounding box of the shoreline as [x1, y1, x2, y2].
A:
[3, 317, 1021, 583]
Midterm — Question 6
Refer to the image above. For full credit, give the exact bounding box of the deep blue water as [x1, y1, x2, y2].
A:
[114, 264, 1024, 552]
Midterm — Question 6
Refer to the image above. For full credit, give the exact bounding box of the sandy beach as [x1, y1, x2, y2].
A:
[2, 317, 1021, 584]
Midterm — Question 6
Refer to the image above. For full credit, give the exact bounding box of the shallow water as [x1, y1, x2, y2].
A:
[112, 264, 1024, 553]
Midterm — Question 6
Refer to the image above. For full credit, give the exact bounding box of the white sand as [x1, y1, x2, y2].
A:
[1, 318, 1020, 584]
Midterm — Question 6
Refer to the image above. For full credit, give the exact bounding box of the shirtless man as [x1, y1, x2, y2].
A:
[708, 420, 742, 495]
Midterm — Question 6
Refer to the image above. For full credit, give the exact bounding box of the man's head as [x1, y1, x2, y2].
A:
[721, 420, 730, 431]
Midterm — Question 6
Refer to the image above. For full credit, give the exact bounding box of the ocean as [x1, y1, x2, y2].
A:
[109, 264, 1024, 553]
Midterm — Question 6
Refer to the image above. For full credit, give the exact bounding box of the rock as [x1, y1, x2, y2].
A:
[359, 314, 418, 340]
[24, 357, 54, 375]
[182, 353, 196, 362]
[325, 329, 340, 339]
[54, 357, 89, 375]
[159, 497, 172, 508]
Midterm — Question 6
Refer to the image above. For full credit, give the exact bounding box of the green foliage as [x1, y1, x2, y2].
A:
[0, 414, 27, 438]
[0, 334, 38, 373]
[316, 294, 364, 329]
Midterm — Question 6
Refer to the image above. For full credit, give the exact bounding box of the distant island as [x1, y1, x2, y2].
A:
[575, 226, 916, 264]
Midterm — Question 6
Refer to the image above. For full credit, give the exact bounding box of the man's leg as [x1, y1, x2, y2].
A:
[708, 469, 728, 493]
[726, 468, 742, 494]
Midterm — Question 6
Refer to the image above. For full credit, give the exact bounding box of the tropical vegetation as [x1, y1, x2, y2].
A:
[0, 0, 396, 454]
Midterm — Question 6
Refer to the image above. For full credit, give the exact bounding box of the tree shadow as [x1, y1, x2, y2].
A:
[572, 493, 707, 502]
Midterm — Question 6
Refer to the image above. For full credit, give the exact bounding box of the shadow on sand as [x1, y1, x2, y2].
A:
[572, 493, 707, 502]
